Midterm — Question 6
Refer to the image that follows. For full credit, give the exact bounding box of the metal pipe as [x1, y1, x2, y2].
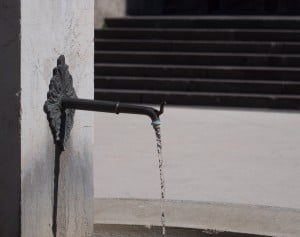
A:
[61, 98, 165, 126]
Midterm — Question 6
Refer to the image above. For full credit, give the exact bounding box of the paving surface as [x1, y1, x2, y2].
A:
[94, 106, 300, 209]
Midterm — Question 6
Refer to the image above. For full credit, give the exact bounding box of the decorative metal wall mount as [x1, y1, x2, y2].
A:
[44, 55, 165, 151]
[44, 55, 77, 150]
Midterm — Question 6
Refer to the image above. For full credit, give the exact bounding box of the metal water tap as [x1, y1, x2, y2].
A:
[44, 55, 165, 150]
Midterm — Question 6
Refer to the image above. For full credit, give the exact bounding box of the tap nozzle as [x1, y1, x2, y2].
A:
[151, 101, 166, 127]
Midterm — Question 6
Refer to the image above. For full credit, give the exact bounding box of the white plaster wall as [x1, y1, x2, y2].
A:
[21, 1, 94, 237]
[94, 107, 300, 210]
[95, 0, 126, 29]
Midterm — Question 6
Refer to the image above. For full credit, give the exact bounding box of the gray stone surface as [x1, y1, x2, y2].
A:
[94, 224, 260, 237]
[94, 106, 300, 209]
[94, 198, 300, 237]
[95, 224, 220, 237]
[95, 0, 126, 29]
[1, 1, 94, 237]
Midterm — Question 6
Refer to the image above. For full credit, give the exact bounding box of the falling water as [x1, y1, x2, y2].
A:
[153, 124, 166, 237]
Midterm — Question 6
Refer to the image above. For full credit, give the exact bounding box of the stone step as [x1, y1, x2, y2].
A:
[95, 76, 300, 95]
[95, 88, 300, 109]
[95, 16, 300, 109]
[95, 39, 300, 54]
[95, 51, 300, 67]
[105, 16, 300, 29]
[95, 28, 300, 42]
[94, 63, 300, 81]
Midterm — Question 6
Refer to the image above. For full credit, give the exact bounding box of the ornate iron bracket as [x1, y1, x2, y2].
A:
[44, 55, 77, 150]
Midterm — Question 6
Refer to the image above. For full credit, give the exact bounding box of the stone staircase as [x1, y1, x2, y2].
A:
[95, 16, 300, 109]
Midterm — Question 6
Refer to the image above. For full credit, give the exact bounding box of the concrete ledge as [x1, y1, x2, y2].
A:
[94, 198, 300, 237]
[94, 224, 265, 237]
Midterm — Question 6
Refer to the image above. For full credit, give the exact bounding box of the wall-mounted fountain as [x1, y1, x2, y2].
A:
[44, 56, 165, 151]
[44, 55, 166, 237]
[0, 0, 167, 236]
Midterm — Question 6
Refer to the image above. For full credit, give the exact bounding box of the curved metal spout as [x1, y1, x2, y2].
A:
[61, 98, 166, 126]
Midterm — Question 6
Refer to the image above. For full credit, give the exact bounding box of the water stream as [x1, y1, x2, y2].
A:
[153, 125, 166, 237]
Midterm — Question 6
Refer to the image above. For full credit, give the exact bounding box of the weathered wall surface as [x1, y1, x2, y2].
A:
[0, 1, 21, 237]
[20, 1, 94, 237]
[95, 0, 126, 29]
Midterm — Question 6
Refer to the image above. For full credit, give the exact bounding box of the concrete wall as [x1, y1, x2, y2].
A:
[1, 1, 94, 237]
[95, 0, 126, 29]
[94, 107, 300, 209]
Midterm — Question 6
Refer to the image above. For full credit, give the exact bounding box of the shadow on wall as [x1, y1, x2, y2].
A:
[126, 0, 300, 15]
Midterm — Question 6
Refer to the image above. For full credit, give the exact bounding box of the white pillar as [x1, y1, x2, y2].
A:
[0, 1, 94, 237]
